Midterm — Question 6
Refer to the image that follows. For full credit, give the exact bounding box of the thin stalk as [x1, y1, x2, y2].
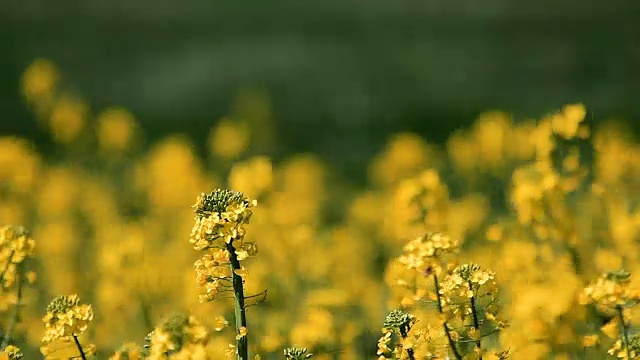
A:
[138, 295, 154, 331]
[1, 268, 23, 348]
[616, 305, 632, 360]
[433, 274, 463, 360]
[72, 334, 87, 360]
[468, 281, 483, 360]
[226, 242, 248, 360]
[398, 325, 416, 360]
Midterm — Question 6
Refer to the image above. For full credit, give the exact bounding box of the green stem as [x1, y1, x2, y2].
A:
[227, 242, 248, 360]
[433, 274, 463, 360]
[138, 292, 154, 331]
[616, 305, 631, 360]
[398, 325, 416, 360]
[468, 281, 483, 360]
[1, 268, 23, 348]
[72, 334, 87, 360]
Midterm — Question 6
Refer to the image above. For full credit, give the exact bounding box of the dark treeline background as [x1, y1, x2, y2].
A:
[1, 0, 638, 182]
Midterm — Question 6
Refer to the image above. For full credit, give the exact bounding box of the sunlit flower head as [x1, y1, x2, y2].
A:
[398, 232, 459, 274]
[581, 270, 640, 308]
[190, 189, 257, 250]
[42, 294, 94, 343]
[440, 263, 497, 300]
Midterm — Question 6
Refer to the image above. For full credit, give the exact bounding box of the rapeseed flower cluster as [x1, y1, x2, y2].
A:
[190, 190, 256, 253]
[377, 310, 417, 360]
[0, 345, 23, 360]
[0, 225, 36, 356]
[0, 225, 36, 290]
[143, 314, 211, 359]
[580, 271, 640, 359]
[582, 270, 640, 309]
[41, 295, 95, 359]
[190, 189, 258, 359]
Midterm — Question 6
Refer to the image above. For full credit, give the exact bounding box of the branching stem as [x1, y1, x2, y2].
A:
[616, 305, 631, 360]
[433, 274, 463, 360]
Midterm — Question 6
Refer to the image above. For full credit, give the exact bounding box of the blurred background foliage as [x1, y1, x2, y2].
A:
[1, 0, 638, 182]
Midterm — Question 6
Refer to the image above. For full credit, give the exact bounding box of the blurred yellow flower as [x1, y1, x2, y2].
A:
[369, 133, 429, 186]
[552, 103, 586, 139]
[0, 225, 35, 288]
[109, 342, 143, 360]
[140, 136, 206, 210]
[146, 314, 210, 359]
[582, 334, 599, 347]
[48, 95, 87, 143]
[290, 308, 334, 348]
[236, 326, 247, 340]
[208, 118, 250, 159]
[0, 137, 41, 194]
[0, 345, 22, 360]
[21, 58, 59, 104]
[229, 156, 273, 198]
[213, 316, 229, 331]
[96, 107, 137, 152]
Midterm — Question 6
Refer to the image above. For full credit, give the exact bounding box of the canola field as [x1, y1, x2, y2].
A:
[0, 59, 638, 359]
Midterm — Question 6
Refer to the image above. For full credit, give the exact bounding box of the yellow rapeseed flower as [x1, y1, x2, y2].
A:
[96, 107, 137, 152]
[48, 95, 87, 143]
[208, 118, 250, 159]
[146, 314, 210, 359]
[582, 270, 640, 308]
[0, 225, 35, 288]
[21, 59, 59, 104]
[0, 345, 23, 360]
[42, 295, 94, 343]
[190, 189, 256, 250]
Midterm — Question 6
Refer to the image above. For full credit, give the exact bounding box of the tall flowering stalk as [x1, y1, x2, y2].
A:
[388, 233, 508, 359]
[396, 232, 463, 359]
[0, 225, 36, 350]
[440, 264, 508, 360]
[189, 189, 258, 360]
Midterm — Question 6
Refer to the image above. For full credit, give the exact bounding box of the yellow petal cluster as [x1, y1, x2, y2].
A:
[41, 295, 93, 343]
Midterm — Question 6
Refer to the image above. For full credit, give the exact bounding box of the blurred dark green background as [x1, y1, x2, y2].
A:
[1, 0, 638, 180]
